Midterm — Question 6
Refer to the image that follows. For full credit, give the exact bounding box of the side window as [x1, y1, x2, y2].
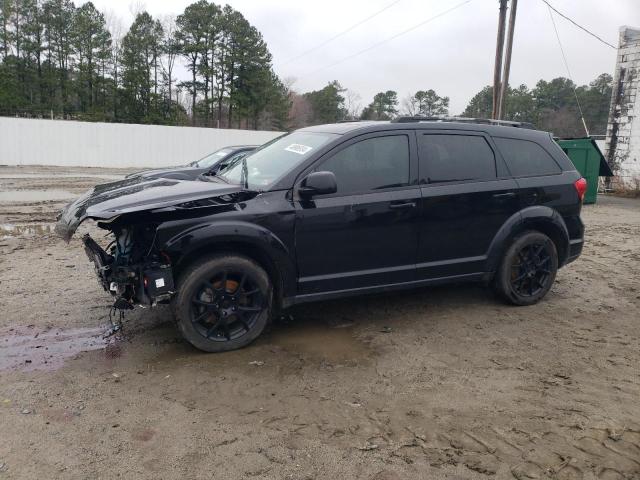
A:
[494, 137, 562, 177]
[318, 135, 410, 195]
[419, 134, 496, 183]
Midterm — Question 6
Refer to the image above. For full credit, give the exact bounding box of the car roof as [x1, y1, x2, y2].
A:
[298, 120, 551, 142]
[297, 121, 382, 134]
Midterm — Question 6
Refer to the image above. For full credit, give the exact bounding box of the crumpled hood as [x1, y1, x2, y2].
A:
[55, 176, 245, 241]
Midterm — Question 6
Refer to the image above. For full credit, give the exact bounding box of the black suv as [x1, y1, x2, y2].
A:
[56, 118, 586, 352]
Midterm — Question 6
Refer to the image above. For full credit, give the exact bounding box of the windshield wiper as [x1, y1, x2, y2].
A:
[240, 155, 249, 190]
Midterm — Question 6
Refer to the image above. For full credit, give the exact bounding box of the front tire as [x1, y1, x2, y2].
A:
[494, 231, 558, 306]
[173, 254, 272, 352]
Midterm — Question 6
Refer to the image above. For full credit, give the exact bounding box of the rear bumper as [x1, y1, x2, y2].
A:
[564, 238, 584, 265]
[562, 213, 584, 266]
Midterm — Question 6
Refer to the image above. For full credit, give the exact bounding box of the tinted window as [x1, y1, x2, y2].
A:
[318, 135, 410, 194]
[419, 134, 496, 183]
[494, 137, 562, 177]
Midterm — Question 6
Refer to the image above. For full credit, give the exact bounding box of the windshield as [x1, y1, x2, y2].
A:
[217, 132, 338, 189]
[190, 148, 234, 168]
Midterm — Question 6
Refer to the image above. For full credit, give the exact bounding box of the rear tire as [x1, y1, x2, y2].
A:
[172, 254, 272, 352]
[493, 231, 558, 306]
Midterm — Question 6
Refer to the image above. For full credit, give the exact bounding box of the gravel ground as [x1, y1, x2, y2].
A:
[0, 165, 639, 480]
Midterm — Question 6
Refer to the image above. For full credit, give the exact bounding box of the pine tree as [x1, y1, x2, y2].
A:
[175, 0, 208, 125]
[361, 90, 398, 120]
[120, 11, 163, 123]
[72, 2, 111, 114]
[43, 0, 75, 111]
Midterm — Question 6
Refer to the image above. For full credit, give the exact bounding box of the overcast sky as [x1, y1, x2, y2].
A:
[87, 0, 639, 114]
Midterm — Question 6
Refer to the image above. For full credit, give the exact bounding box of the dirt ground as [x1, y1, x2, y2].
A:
[0, 165, 639, 480]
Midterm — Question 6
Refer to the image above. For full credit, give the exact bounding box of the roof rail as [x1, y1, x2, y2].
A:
[390, 116, 536, 129]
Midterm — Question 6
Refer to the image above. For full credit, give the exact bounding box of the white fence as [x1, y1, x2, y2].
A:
[0, 117, 283, 168]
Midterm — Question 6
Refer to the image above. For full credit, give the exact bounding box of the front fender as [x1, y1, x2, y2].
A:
[486, 206, 570, 272]
[159, 220, 297, 299]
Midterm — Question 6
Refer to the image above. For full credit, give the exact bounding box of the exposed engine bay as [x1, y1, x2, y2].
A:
[82, 224, 174, 311]
[54, 174, 261, 328]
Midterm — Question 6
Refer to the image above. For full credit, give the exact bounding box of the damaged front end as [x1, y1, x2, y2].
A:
[55, 175, 253, 317]
[82, 224, 174, 310]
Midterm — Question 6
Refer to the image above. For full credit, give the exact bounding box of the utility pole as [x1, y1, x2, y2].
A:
[492, 0, 508, 120]
[498, 0, 518, 119]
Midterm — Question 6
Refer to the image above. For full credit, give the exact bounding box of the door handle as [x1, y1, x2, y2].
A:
[492, 192, 516, 199]
[525, 192, 539, 205]
[389, 201, 417, 209]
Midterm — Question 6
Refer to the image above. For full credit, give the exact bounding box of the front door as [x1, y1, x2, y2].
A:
[295, 131, 421, 295]
[416, 131, 520, 279]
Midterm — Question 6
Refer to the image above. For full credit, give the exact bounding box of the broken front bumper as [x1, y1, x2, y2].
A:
[82, 234, 113, 292]
[82, 234, 175, 306]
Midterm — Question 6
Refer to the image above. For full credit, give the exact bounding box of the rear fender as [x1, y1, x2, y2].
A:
[486, 206, 570, 273]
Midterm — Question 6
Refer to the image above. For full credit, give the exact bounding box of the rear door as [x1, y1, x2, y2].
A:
[294, 131, 421, 295]
[492, 137, 566, 209]
[416, 131, 519, 279]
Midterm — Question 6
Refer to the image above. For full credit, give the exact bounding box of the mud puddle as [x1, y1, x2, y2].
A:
[267, 318, 370, 363]
[0, 325, 117, 371]
[122, 318, 373, 372]
[0, 190, 76, 202]
[0, 223, 55, 237]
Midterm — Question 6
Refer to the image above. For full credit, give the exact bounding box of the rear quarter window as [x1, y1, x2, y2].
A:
[494, 137, 562, 177]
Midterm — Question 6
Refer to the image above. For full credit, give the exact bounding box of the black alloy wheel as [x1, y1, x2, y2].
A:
[494, 231, 558, 306]
[190, 270, 264, 342]
[509, 243, 553, 298]
[173, 254, 271, 352]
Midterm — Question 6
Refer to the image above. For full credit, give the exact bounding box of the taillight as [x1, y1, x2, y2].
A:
[574, 177, 587, 202]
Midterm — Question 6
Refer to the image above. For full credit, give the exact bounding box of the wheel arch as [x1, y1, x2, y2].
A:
[486, 206, 570, 273]
[160, 222, 297, 310]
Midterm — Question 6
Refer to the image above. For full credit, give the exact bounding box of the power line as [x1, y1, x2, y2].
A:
[540, 0, 616, 50]
[277, 0, 402, 67]
[546, 4, 589, 136]
[297, 0, 474, 80]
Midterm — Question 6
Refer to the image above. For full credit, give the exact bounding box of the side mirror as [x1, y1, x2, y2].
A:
[298, 171, 337, 198]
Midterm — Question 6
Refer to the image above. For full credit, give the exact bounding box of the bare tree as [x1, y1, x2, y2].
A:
[282, 76, 297, 91]
[128, 1, 146, 20]
[105, 10, 124, 117]
[401, 93, 419, 116]
[288, 91, 312, 129]
[345, 89, 362, 120]
[159, 14, 179, 108]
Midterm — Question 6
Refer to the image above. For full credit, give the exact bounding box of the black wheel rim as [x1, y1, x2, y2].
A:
[510, 243, 552, 298]
[190, 269, 264, 342]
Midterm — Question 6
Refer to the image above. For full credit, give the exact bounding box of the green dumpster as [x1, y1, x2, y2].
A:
[556, 137, 613, 204]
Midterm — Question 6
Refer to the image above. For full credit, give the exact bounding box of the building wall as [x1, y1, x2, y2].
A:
[0, 117, 283, 168]
[605, 26, 640, 187]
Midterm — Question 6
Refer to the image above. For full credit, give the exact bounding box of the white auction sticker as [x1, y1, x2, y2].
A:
[284, 144, 312, 155]
[155, 278, 165, 288]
